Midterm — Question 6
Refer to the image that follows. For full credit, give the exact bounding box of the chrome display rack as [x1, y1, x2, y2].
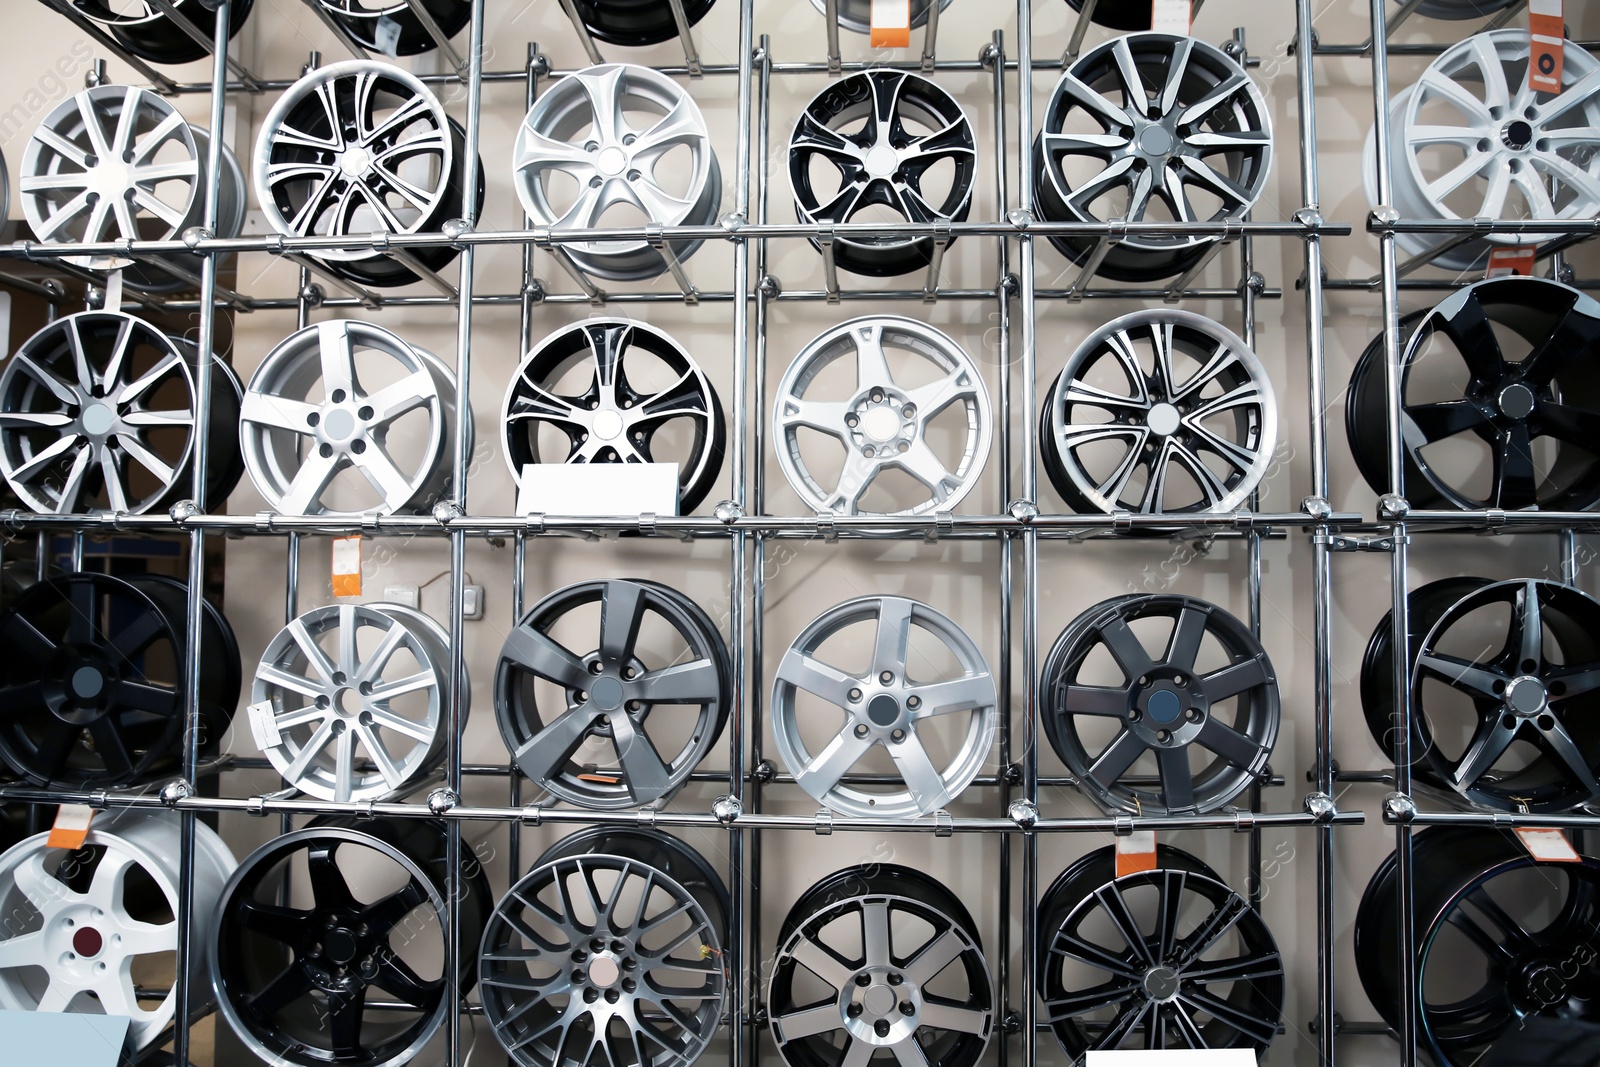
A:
[0, 1, 1391, 1065]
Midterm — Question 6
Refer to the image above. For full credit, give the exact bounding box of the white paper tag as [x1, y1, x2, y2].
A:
[102, 270, 123, 313]
[331, 535, 361, 597]
[1115, 831, 1158, 876]
[374, 15, 402, 58]
[1515, 827, 1582, 863]
[247, 700, 281, 749]
[1151, 0, 1192, 34]
[46, 805, 95, 851]
[870, 0, 911, 47]
[516, 463, 680, 517]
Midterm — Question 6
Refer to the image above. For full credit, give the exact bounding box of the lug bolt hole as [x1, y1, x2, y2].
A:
[848, 688, 863, 702]
[1538, 713, 1557, 731]
[879, 671, 894, 684]
[855, 974, 871, 987]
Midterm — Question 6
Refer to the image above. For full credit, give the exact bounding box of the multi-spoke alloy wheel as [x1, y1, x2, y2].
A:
[479, 827, 729, 1067]
[789, 71, 976, 278]
[1039, 845, 1284, 1057]
[502, 320, 727, 514]
[773, 596, 997, 818]
[0, 572, 239, 788]
[496, 579, 730, 810]
[1040, 594, 1278, 816]
[255, 61, 473, 287]
[1356, 826, 1600, 1066]
[769, 864, 993, 1067]
[67, 0, 255, 64]
[1367, 578, 1600, 813]
[566, 0, 716, 46]
[807, 0, 953, 34]
[775, 318, 991, 516]
[1041, 311, 1277, 515]
[0, 311, 244, 515]
[210, 818, 490, 1067]
[311, 2, 473, 56]
[250, 603, 454, 804]
[0, 810, 236, 1051]
[1347, 278, 1600, 512]
[21, 86, 245, 290]
[512, 64, 721, 281]
[240, 320, 465, 516]
[1367, 32, 1600, 270]
[1034, 33, 1272, 281]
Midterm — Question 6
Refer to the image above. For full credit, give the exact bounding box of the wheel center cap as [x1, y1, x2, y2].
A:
[597, 146, 628, 177]
[593, 409, 625, 441]
[1143, 965, 1181, 1002]
[338, 146, 373, 177]
[1498, 383, 1536, 420]
[867, 694, 900, 726]
[1501, 120, 1535, 151]
[588, 953, 622, 987]
[591, 676, 625, 711]
[1139, 126, 1175, 157]
[70, 666, 105, 700]
[862, 984, 897, 1016]
[324, 930, 358, 965]
[1507, 675, 1547, 715]
[861, 407, 900, 443]
[1146, 689, 1182, 725]
[1147, 403, 1182, 437]
[324, 408, 356, 441]
[81, 402, 116, 437]
[865, 144, 900, 180]
[71, 927, 103, 958]
[1522, 962, 1566, 1006]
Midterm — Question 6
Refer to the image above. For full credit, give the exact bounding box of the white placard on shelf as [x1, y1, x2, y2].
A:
[1088, 1051, 1256, 1067]
[517, 463, 681, 517]
[0, 1009, 128, 1067]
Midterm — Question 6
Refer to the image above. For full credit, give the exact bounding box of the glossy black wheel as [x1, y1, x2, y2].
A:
[789, 70, 976, 278]
[1041, 594, 1278, 816]
[1356, 826, 1600, 1067]
[210, 817, 490, 1067]
[1039, 844, 1284, 1057]
[119, 573, 241, 759]
[1062, 0, 1156, 30]
[1346, 279, 1600, 511]
[1395, 0, 1521, 19]
[502, 320, 726, 514]
[769, 864, 993, 1067]
[69, 0, 255, 65]
[567, 0, 716, 46]
[312, 2, 473, 56]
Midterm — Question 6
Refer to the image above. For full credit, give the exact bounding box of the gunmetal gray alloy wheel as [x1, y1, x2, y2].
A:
[502, 319, 727, 514]
[512, 64, 721, 281]
[768, 864, 993, 1067]
[1366, 31, 1600, 271]
[808, 0, 953, 34]
[1034, 33, 1272, 281]
[495, 579, 730, 810]
[255, 61, 472, 287]
[249, 603, 455, 804]
[68, 0, 254, 64]
[773, 596, 997, 819]
[789, 70, 976, 278]
[239, 320, 464, 517]
[0, 810, 236, 1051]
[312, 2, 473, 57]
[775, 318, 992, 516]
[1040, 594, 1278, 817]
[1042, 310, 1277, 515]
[479, 827, 729, 1067]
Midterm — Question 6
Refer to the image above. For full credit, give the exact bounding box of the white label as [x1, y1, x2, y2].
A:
[517, 463, 680, 517]
[331, 537, 361, 576]
[374, 16, 402, 58]
[1088, 1051, 1256, 1067]
[1515, 827, 1582, 863]
[1151, 0, 1192, 35]
[1529, 0, 1563, 15]
[247, 700, 281, 749]
[870, 0, 910, 30]
[102, 270, 123, 314]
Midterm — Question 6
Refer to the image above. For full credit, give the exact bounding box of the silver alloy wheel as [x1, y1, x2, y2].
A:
[774, 317, 992, 516]
[1366, 31, 1600, 271]
[807, 0, 953, 34]
[772, 596, 997, 819]
[239, 320, 462, 516]
[1041, 310, 1277, 515]
[512, 64, 721, 282]
[0, 810, 236, 1051]
[250, 603, 454, 804]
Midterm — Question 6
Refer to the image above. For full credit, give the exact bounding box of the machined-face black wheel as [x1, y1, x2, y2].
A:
[769, 864, 993, 1067]
[565, 0, 716, 46]
[311, 2, 473, 56]
[68, 0, 256, 64]
[1356, 826, 1600, 1067]
[1039, 845, 1284, 1058]
[1345, 278, 1600, 511]
[209, 818, 490, 1067]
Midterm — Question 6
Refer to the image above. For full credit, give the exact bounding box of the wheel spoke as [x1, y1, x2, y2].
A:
[1164, 607, 1208, 670]
[1534, 716, 1600, 797]
[776, 651, 857, 707]
[511, 707, 603, 785]
[629, 660, 721, 704]
[1157, 748, 1195, 810]
[599, 581, 647, 663]
[608, 712, 673, 801]
[1096, 616, 1156, 679]
[307, 844, 354, 909]
[794, 727, 873, 797]
[889, 735, 949, 809]
[1405, 400, 1492, 443]
[502, 625, 591, 690]
[907, 673, 994, 718]
[788, 935, 853, 989]
[1416, 651, 1504, 699]
[1195, 717, 1265, 771]
[1200, 657, 1270, 701]
[1088, 730, 1147, 786]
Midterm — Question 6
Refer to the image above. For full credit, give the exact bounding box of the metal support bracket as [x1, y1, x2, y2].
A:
[813, 808, 834, 836]
[922, 221, 951, 303]
[665, 0, 704, 77]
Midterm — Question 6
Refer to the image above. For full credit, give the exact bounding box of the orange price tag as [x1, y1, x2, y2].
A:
[1151, 0, 1192, 35]
[1486, 246, 1538, 278]
[1515, 827, 1582, 863]
[47, 805, 95, 850]
[1529, 0, 1565, 94]
[1115, 830, 1158, 876]
[331, 534, 362, 597]
[869, 0, 910, 48]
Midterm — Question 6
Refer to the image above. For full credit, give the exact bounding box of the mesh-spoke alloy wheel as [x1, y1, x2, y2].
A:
[1039, 845, 1284, 1057]
[479, 827, 730, 1067]
[1034, 33, 1272, 281]
[250, 603, 454, 804]
[1347, 278, 1600, 512]
[0, 572, 239, 788]
[769, 864, 993, 1067]
[255, 61, 474, 288]
[21, 86, 245, 291]
[502, 320, 727, 514]
[775, 317, 991, 517]
[240, 320, 465, 517]
[1356, 826, 1600, 1066]
[0, 810, 236, 1051]
[773, 596, 997, 819]
[66, 0, 255, 65]
[1041, 310, 1276, 515]
[807, 0, 953, 34]
[1041, 594, 1278, 816]
[1367, 31, 1600, 271]
[312, 2, 473, 57]
[789, 71, 976, 278]
[496, 579, 729, 810]
[0, 311, 243, 515]
[512, 64, 721, 281]
[210, 818, 490, 1067]
[566, 0, 717, 46]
